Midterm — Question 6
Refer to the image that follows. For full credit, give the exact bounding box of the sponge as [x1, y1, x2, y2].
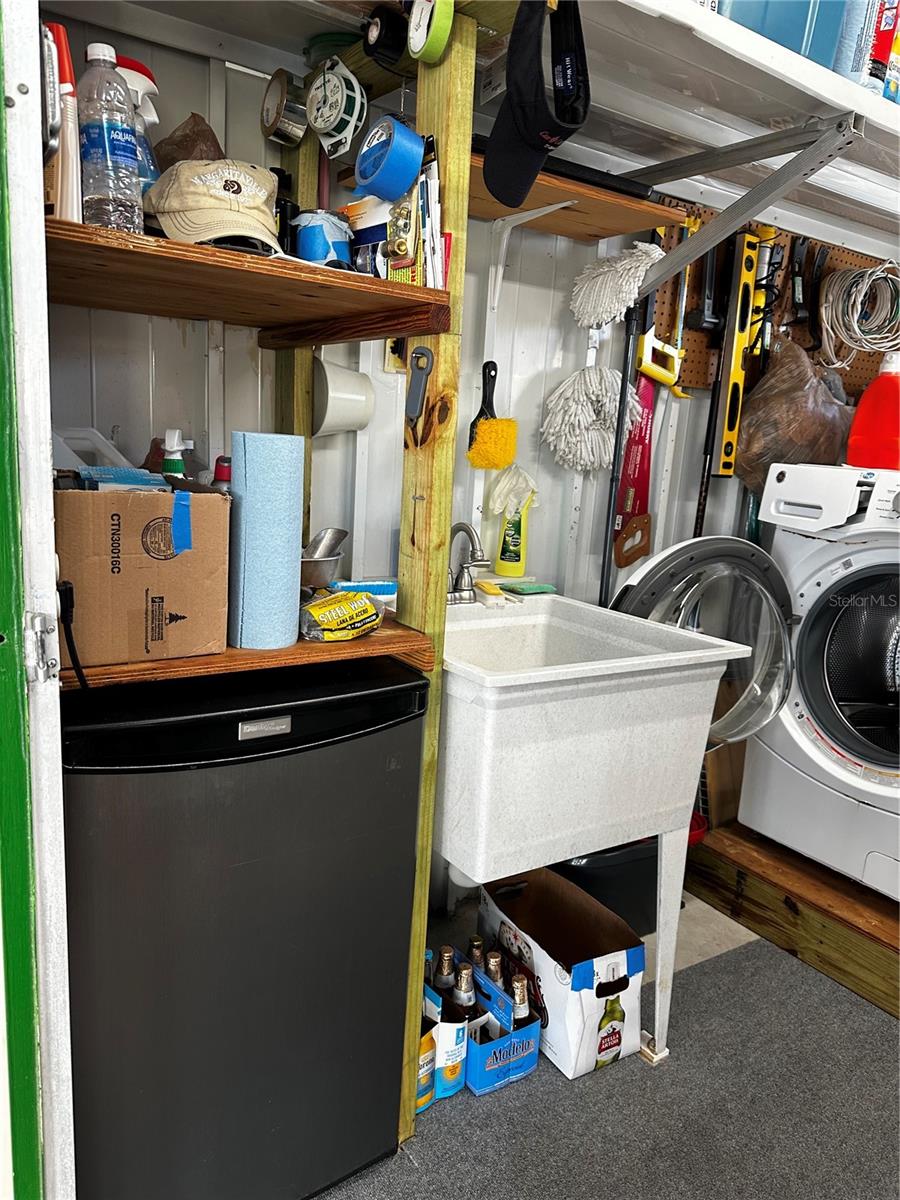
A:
[498, 581, 557, 595]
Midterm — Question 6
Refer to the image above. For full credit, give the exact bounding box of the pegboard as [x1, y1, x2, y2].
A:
[652, 200, 886, 399]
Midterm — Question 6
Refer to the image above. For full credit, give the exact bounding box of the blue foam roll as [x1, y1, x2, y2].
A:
[354, 116, 424, 201]
[228, 432, 304, 649]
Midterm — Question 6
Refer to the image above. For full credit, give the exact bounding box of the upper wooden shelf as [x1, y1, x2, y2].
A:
[60, 616, 435, 690]
[44, 219, 451, 349]
[469, 154, 685, 241]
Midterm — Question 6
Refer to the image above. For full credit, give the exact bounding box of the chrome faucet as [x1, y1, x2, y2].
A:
[447, 522, 492, 604]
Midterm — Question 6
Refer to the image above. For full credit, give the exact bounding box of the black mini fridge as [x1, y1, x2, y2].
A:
[61, 659, 428, 1200]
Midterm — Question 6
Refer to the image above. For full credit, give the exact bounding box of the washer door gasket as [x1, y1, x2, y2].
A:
[796, 567, 900, 769]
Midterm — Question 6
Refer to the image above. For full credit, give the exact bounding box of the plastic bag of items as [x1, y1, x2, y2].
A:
[736, 336, 853, 495]
[154, 112, 225, 174]
[300, 590, 384, 642]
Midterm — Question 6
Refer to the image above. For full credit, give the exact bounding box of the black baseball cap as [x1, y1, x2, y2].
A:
[483, 0, 590, 208]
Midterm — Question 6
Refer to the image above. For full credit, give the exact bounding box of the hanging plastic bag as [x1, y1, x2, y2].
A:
[736, 336, 853, 495]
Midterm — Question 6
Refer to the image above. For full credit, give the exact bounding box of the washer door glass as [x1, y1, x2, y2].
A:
[797, 568, 899, 768]
[612, 537, 793, 746]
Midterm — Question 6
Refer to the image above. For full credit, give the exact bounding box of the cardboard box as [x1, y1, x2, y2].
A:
[54, 483, 230, 667]
[479, 869, 645, 1080]
[464, 953, 540, 1097]
[422, 984, 467, 1101]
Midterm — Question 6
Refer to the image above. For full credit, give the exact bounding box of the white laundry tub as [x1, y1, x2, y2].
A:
[435, 595, 750, 883]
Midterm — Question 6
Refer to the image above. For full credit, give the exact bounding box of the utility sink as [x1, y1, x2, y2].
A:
[435, 595, 749, 884]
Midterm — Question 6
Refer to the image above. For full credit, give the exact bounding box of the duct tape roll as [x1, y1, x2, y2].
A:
[407, 0, 453, 62]
[362, 4, 408, 66]
[312, 357, 375, 437]
[354, 116, 425, 201]
[292, 209, 352, 266]
[260, 68, 307, 146]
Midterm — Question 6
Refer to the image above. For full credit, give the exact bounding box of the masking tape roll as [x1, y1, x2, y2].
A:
[355, 116, 425, 201]
[408, 0, 453, 63]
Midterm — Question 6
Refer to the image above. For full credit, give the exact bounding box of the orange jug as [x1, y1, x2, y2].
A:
[847, 352, 900, 471]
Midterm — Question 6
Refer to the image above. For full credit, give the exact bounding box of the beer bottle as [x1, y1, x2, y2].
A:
[595, 966, 626, 1069]
[416, 1016, 436, 1112]
[467, 934, 485, 969]
[485, 949, 504, 987]
[452, 963, 490, 1041]
[511, 975, 532, 1031]
[433, 946, 456, 994]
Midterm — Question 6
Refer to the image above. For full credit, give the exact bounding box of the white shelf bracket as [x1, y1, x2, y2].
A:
[488, 201, 576, 313]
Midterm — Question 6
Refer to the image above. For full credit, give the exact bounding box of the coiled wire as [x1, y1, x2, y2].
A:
[819, 260, 900, 369]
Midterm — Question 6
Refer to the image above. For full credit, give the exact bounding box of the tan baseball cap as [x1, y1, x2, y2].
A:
[144, 159, 281, 254]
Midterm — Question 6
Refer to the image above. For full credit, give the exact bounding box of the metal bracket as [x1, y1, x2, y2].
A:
[24, 611, 60, 684]
[632, 112, 863, 300]
[488, 201, 576, 313]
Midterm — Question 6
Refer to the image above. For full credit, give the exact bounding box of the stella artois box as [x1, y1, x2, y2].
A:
[479, 869, 645, 1080]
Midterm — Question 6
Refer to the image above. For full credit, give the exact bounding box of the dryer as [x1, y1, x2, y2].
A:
[611, 463, 900, 900]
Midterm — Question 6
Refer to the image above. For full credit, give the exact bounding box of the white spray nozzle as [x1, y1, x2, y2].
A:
[163, 428, 193, 454]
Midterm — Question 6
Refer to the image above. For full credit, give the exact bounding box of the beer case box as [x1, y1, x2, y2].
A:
[54, 482, 230, 668]
[479, 869, 646, 1080]
[422, 985, 468, 1100]
[463, 958, 540, 1097]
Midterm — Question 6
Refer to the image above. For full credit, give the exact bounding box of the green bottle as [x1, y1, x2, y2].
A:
[595, 965, 625, 1069]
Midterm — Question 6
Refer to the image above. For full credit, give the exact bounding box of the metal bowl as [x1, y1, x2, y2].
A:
[300, 553, 342, 589]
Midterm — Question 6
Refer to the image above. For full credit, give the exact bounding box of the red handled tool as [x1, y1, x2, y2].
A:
[613, 225, 692, 568]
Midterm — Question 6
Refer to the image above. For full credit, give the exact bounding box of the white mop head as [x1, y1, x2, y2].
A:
[571, 241, 666, 328]
[541, 365, 640, 473]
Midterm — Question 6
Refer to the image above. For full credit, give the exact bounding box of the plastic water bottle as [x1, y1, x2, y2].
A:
[78, 43, 142, 233]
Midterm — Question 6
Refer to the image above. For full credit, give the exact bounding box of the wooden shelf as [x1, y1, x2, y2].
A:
[468, 153, 686, 241]
[60, 617, 435, 690]
[45, 219, 451, 349]
[686, 822, 899, 1016]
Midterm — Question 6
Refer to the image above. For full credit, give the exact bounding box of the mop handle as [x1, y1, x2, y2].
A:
[598, 306, 639, 608]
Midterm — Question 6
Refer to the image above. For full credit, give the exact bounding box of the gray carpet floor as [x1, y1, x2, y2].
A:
[324, 939, 899, 1200]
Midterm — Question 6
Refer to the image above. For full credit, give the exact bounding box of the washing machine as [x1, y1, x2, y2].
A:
[611, 463, 900, 901]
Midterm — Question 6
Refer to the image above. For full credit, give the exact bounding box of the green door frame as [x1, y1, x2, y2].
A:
[0, 10, 46, 1197]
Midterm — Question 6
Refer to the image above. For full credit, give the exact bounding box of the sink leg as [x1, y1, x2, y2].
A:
[640, 823, 690, 1065]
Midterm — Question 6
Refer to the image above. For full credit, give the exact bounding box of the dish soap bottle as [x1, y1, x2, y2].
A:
[494, 491, 534, 578]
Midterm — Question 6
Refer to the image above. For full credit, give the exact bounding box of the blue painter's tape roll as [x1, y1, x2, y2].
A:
[170, 490, 192, 555]
[354, 116, 424, 201]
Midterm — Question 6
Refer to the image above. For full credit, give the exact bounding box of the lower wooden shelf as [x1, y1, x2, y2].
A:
[59, 616, 435, 689]
[686, 822, 899, 1016]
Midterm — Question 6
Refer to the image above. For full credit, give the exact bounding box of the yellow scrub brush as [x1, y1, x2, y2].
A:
[467, 360, 516, 470]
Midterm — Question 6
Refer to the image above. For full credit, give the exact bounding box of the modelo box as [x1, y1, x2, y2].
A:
[422, 983, 467, 1101]
[479, 869, 645, 1080]
[459, 951, 540, 1097]
[54, 482, 230, 668]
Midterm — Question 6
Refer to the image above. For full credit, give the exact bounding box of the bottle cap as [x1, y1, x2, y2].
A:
[213, 455, 232, 482]
[880, 351, 900, 374]
[46, 24, 75, 91]
[86, 42, 116, 63]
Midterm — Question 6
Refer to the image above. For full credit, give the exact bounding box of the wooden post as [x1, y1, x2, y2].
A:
[396, 12, 477, 1141]
[274, 130, 320, 539]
